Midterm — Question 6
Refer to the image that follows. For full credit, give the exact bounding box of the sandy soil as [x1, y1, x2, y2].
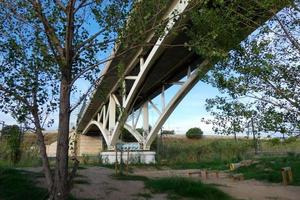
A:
[24, 167, 300, 200]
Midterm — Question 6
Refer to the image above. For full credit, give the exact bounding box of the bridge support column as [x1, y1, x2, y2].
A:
[142, 102, 149, 140]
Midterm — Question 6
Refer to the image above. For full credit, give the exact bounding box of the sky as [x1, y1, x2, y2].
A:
[0, 80, 220, 135]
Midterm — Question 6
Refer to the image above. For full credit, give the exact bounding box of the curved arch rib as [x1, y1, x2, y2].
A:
[145, 60, 211, 149]
[82, 120, 110, 146]
[124, 123, 143, 143]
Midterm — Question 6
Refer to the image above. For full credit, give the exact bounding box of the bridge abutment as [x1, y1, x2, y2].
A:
[101, 151, 156, 164]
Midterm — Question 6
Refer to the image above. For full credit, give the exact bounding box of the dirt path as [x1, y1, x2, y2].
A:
[24, 167, 300, 200]
[72, 167, 166, 200]
[24, 166, 166, 200]
[133, 168, 300, 200]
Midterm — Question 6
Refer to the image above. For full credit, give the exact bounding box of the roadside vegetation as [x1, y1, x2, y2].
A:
[0, 166, 47, 200]
[145, 177, 233, 200]
[111, 173, 233, 200]
[235, 154, 300, 185]
[0, 164, 92, 200]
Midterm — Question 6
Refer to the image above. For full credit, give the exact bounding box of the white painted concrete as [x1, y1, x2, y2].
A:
[101, 151, 156, 164]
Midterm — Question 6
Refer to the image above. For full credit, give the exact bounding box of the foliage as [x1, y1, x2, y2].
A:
[235, 154, 300, 185]
[161, 130, 175, 135]
[159, 137, 252, 168]
[284, 136, 297, 144]
[0, 0, 174, 197]
[269, 138, 281, 146]
[188, 0, 289, 62]
[0, 139, 42, 168]
[145, 177, 233, 200]
[200, 1, 299, 138]
[186, 127, 203, 139]
[2, 125, 23, 165]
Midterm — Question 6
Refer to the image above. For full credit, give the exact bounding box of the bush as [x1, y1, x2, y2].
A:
[284, 136, 297, 144]
[186, 128, 203, 139]
[2, 125, 22, 165]
[161, 130, 175, 135]
[269, 138, 280, 146]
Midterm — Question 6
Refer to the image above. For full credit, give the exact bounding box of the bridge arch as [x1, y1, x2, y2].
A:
[81, 120, 110, 147]
[123, 124, 143, 143]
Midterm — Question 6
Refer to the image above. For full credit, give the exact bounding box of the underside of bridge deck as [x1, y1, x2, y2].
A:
[75, 0, 286, 159]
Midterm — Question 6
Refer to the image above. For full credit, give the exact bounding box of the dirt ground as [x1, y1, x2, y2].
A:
[133, 168, 300, 200]
[72, 167, 166, 200]
[25, 167, 300, 200]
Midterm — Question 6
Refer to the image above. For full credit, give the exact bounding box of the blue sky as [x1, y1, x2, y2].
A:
[0, 80, 220, 135]
[148, 81, 220, 134]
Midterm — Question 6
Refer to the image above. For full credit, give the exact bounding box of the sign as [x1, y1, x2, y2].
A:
[116, 142, 141, 151]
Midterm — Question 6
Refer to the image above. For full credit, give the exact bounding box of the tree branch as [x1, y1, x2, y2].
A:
[55, 0, 66, 12]
[274, 14, 300, 53]
[29, 0, 65, 63]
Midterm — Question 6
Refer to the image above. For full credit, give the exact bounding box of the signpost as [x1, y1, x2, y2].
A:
[115, 142, 141, 175]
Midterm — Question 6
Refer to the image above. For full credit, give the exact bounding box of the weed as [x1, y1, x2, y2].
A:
[235, 154, 300, 185]
[0, 167, 47, 200]
[145, 177, 233, 200]
[134, 192, 152, 199]
[111, 174, 149, 181]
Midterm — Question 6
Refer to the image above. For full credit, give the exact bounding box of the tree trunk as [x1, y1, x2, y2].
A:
[50, 76, 71, 200]
[251, 118, 258, 155]
[32, 110, 53, 192]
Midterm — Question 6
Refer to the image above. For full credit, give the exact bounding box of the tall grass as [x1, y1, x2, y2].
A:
[0, 139, 41, 167]
[158, 137, 252, 168]
[260, 139, 300, 154]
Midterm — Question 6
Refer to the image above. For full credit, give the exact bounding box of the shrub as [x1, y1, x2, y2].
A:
[284, 136, 297, 144]
[2, 125, 22, 165]
[161, 130, 175, 135]
[269, 138, 280, 146]
[186, 128, 203, 139]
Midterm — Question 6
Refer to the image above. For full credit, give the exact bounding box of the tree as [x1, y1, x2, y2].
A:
[202, 1, 300, 138]
[2, 125, 23, 164]
[0, 1, 190, 199]
[186, 127, 203, 139]
[161, 130, 175, 135]
[204, 98, 250, 141]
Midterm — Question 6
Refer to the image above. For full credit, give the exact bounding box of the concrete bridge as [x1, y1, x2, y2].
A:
[75, 0, 282, 163]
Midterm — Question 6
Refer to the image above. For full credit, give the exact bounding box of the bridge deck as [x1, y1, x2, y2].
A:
[77, 30, 199, 132]
[76, 0, 287, 134]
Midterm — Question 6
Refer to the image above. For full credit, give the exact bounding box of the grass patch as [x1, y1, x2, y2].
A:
[134, 192, 152, 199]
[0, 165, 88, 200]
[145, 177, 233, 200]
[167, 160, 229, 170]
[235, 154, 300, 185]
[0, 167, 47, 200]
[74, 179, 90, 185]
[111, 174, 149, 181]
